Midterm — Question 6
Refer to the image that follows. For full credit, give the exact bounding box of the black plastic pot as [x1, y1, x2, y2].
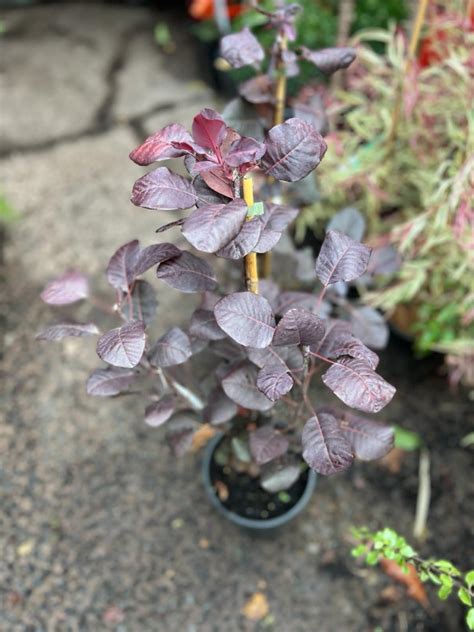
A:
[202, 433, 317, 531]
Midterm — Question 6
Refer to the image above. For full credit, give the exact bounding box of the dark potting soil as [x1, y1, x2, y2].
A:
[210, 454, 310, 521]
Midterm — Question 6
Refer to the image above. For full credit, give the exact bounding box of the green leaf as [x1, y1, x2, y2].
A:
[467, 608, 474, 630]
[247, 202, 265, 218]
[466, 571, 474, 589]
[438, 584, 452, 600]
[352, 544, 367, 557]
[434, 560, 461, 576]
[394, 426, 422, 451]
[400, 545, 416, 558]
[459, 587, 473, 607]
[366, 551, 380, 566]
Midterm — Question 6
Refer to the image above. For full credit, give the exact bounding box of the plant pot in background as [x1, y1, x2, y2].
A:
[202, 433, 317, 531]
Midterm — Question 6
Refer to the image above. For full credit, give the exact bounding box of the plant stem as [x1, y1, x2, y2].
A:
[387, 0, 429, 146]
[243, 175, 259, 294]
[413, 447, 431, 542]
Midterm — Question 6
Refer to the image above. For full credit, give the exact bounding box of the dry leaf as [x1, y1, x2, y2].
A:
[199, 538, 210, 549]
[16, 539, 35, 557]
[241, 591, 269, 621]
[380, 558, 429, 608]
[192, 423, 216, 451]
[214, 480, 229, 502]
[378, 447, 405, 474]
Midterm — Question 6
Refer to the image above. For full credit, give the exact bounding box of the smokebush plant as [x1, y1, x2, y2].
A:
[38, 1, 396, 493]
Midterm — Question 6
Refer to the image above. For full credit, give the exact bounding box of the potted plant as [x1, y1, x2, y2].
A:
[37, 4, 396, 530]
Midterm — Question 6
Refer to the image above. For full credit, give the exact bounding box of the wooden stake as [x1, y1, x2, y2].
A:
[243, 176, 259, 294]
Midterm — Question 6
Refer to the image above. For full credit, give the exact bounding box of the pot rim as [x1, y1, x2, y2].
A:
[202, 432, 317, 530]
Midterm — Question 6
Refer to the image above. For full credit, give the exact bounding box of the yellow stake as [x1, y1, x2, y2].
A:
[243, 176, 259, 294]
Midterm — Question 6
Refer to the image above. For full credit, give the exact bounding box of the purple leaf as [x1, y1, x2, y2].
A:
[155, 219, 186, 234]
[134, 243, 181, 276]
[214, 292, 275, 348]
[350, 306, 389, 350]
[247, 345, 289, 369]
[204, 387, 237, 425]
[254, 203, 299, 253]
[120, 280, 158, 325]
[149, 327, 192, 367]
[189, 308, 225, 341]
[192, 109, 226, 154]
[300, 47, 356, 74]
[260, 460, 301, 493]
[367, 245, 402, 276]
[200, 166, 234, 199]
[330, 335, 379, 370]
[327, 207, 365, 242]
[220, 27, 265, 69]
[238, 74, 273, 104]
[106, 240, 140, 292]
[273, 308, 325, 346]
[292, 95, 328, 136]
[194, 175, 228, 207]
[189, 333, 208, 355]
[315, 230, 371, 286]
[166, 413, 199, 457]
[129, 124, 194, 166]
[182, 199, 248, 253]
[311, 319, 352, 357]
[256, 364, 293, 402]
[224, 136, 266, 168]
[145, 396, 175, 427]
[274, 291, 318, 316]
[86, 367, 137, 397]
[249, 425, 289, 465]
[321, 357, 396, 413]
[222, 97, 265, 140]
[96, 320, 146, 368]
[36, 322, 99, 341]
[40, 270, 89, 305]
[261, 118, 327, 182]
[221, 362, 274, 411]
[131, 167, 197, 211]
[215, 218, 263, 260]
[156, 251, 217, 293]
[333, 409, 394, 461]
[302, 411, 354, 475]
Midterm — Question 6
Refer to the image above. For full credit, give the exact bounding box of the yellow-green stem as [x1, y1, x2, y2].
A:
[243, 176, 259, 294]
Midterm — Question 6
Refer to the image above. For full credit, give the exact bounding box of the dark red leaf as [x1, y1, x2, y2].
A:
[334, 409, 394, 460]
[120, 280, 158, 325]
[221, 362, 274, 411]
[200, 166, 234, 199]
[350, 306, 389, 350]
[300, 46, 356, 74]
[189, 308, 225, 341]
[156, 251, 217, 293]
[321, 357, 396, 413]
[215, 217, 263, 260]
[260, 459, 301, 493]
[182, 199, 248, 253]
[302, 411, 354, 475]
[238, 74, 273, 104]
[204, 387, 238, 425]
[40, 270, 89, 305]
[106, 240, 140, 292]
[261, 118, 327, 182]
[194, 175, 228, 207]
[214, 292, 275, 348]
[330, 334, 380, 370]
[192, 109, 226, 154]
[253, 203, 299, 253]
[273, 308, 325, 346]
[310, 319, 352, 357]
[134, 243, 181, 276]
[327, 207, 365, 242]
[256, 364, 293, 402]
[96, 320, 146, 368]
[224, 136, 266, 168]
[149, 327, 192, 367]
[36, 322, 99, 341]
[292, 95, 328, 136]
[145, 396, 175, 427]
[249, 425, 289, 465]
[222, 97, 265, 140]
[220, 27, 265, 69]
[315, 230, 371, 286]
[129, 123, 194, 166]
[166, 413, 199, 457]
[86, 367, 137, 396]
[131, 167, 197, 211]
[367, 245, 402, 276]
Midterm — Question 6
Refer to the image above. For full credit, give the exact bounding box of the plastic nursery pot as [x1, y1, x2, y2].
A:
[202, 433, 317, 531]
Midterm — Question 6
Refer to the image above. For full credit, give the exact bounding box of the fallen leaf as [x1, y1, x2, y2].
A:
[378, 447, 406, 474]
[214, 480, 229, 502]
[379, 585, 403, 604]
[102, 605, 125, 625]
[16, 539, 35, 557]
[192, 423, 216, 451]
[380, 558, 429, 608]
[241, 591, 269, 621]
[199, 538, 210, 549]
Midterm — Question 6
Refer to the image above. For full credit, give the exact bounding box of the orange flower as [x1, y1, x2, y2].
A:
[189, 0, 244, 21]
